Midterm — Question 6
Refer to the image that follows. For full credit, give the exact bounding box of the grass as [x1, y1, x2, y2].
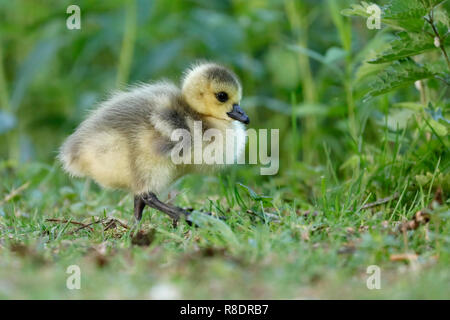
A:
[0, 115, 448, 299]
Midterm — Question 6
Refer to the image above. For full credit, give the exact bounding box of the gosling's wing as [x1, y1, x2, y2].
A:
[58, 82, 175, 174]
[88, 82, 177, 135]
[58, 81, 196, 192]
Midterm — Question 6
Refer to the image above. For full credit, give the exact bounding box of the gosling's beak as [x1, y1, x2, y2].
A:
[227, 104, 250, 124]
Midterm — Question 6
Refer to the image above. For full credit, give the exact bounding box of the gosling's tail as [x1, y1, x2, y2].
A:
[57, 135, 85, 178]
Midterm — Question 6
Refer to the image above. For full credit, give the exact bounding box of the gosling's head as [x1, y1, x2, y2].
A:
[181, 62, 249, 124]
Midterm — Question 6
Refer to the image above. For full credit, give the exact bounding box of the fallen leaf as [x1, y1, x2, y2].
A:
[131, 229, 155, 246]
[345, 227, 355, 234]
[201, 247, 227, 257]
[390, 253, 418, 262]
[301, 230, 310, 241]
[10, 242, 47, 265]
[358, 225, 369, 233]
[430, 186, 444, 209]
[338, 243, 356, 254]
[398, 210, 430, 233]
[87, 242, 111, 268]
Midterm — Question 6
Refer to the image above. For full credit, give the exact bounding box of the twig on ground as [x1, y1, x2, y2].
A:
[103, 218, 129, 230]
[47, 217, 130, 236]
[67, 218, 106, 235]
[0, 182, 30, 206]
[46, 218, 95, 232]
[361, 192, 399, 210]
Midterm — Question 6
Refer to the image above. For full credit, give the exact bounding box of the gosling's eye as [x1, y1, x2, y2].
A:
[215, 91, 229, 103]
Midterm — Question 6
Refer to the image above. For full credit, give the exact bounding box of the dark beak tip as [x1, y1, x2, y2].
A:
[227, 104, 250, 125]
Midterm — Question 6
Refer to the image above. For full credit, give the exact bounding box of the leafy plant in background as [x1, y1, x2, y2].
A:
[343, 0, 449, 139]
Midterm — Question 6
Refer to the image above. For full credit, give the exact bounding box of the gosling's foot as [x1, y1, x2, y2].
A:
[134, 193, 225, 227]
[136, 192, 190, 225]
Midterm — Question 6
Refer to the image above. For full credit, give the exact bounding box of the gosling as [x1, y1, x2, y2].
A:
[58, 62, 249, 224]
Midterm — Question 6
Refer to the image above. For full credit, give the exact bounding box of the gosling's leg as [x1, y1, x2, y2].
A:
[134, 196, 146, 221]
[140, 192, 191, 224]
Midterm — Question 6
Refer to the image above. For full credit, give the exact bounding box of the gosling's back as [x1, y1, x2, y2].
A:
[59, 82, 200, 194]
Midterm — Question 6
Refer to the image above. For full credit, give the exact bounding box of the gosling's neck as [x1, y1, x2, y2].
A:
[202, 116, 234, 131]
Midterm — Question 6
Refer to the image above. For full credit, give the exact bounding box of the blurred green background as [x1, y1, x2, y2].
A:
[0, 0, 396, 169]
